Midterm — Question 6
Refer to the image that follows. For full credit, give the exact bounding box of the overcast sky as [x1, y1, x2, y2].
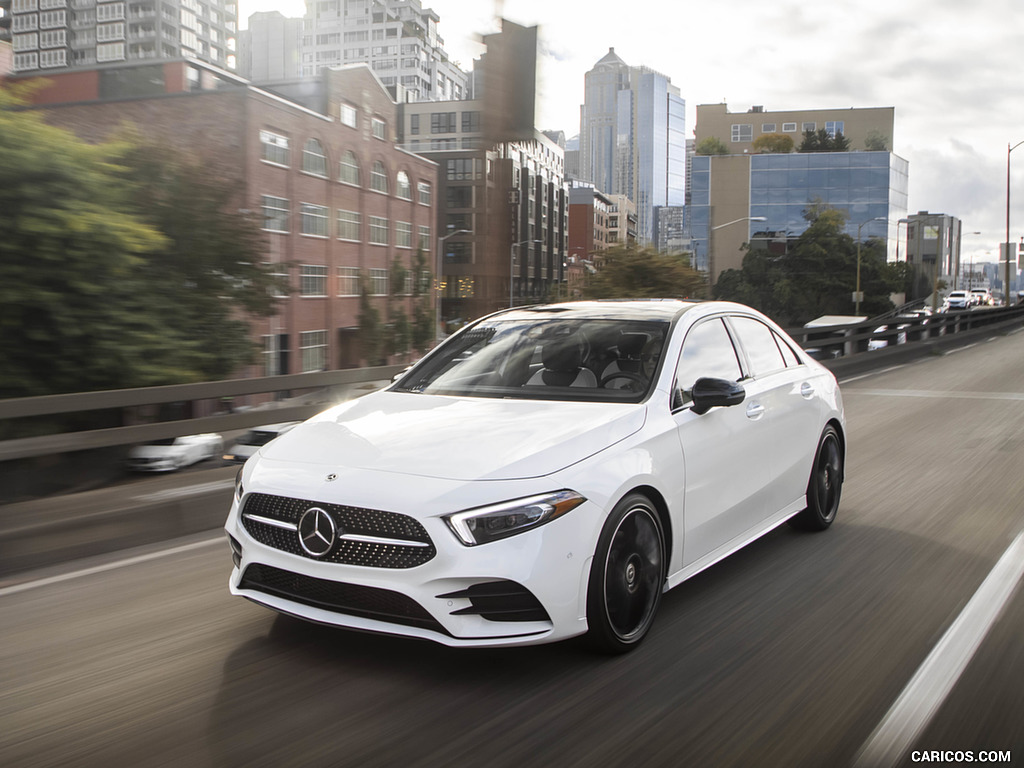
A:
[241, 0, 1024, 266]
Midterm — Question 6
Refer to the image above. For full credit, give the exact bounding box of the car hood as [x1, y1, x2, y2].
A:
[258, 391, 647, 481]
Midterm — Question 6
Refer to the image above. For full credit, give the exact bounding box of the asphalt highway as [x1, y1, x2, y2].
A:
[2, 331, 1023, 768]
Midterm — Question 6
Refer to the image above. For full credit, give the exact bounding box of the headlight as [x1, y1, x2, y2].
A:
[234, 467, 244, 502]
[443, 490, 586, 546]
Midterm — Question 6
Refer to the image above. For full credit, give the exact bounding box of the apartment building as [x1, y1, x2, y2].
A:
[398, 98, 568, 323]
[14, 59, 437, 373]
[7, 0, 237, 74]
[238, 0, 466, 103]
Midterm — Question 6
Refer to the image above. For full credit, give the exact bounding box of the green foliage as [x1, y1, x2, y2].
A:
[864, 131, 889, 151]
[695, 137, 729, 156]
[752, 133, 794, 154]
[358, 278, 384, 366]
[714, 206, 899, 325]
[0, 87, 287, 396]
[579, 245, 706, 300]
[799, 129, 851, 152]
[409, 248, 435, 352]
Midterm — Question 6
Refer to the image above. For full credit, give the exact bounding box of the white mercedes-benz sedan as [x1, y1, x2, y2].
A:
[225, 300, 845, 653]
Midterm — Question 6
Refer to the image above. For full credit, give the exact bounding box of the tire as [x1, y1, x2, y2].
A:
[586, 494, 666, 653]
[790, 425, 843, 531]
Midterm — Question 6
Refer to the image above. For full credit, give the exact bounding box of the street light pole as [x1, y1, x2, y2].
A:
[436, 228, 471, 341]
[708, 215, 767, 293]
[509, 239, 542, 307]
[855, 217, 887, 316]
[1006, 140, 1023, 305]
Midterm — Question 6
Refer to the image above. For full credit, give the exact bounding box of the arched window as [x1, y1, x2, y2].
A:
[370, 161, 388, 193]
[395, 170, 412, 200]
[302, 139, 327, 177]
[339, 151, 360, 186]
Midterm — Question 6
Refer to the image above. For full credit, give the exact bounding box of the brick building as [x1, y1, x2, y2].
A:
[12, 58, 438, 375]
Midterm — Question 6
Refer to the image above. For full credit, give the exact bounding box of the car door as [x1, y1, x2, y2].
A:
[727, 315, 824, 516]
[672, 317, 772, 566]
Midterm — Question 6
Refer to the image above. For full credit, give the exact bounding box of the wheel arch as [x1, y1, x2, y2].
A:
[825, 417, 847, 481]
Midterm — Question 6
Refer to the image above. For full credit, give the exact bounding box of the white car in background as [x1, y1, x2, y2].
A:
[969, 289, 994, 307]
[128, 433, 224, 472]
[226, 300, 845, 653]
[222, 422, 301, 464]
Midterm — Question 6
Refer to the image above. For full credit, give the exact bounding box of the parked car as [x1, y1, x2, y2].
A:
[969, 289, 994, 307]
[942, 290, 973, 311]
[868, 323, 910, 351]
[226, 300, 846, 652]
[128, 433, 224, 472]
[222, 422, 301, 464]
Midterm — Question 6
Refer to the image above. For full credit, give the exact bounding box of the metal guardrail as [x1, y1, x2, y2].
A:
[2, 304, 1024, 464]
[0, 365, 406, 462]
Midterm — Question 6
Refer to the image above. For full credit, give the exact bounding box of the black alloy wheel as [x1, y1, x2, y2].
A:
[791, 425, 843, 531]
[587, 494, 666, 653]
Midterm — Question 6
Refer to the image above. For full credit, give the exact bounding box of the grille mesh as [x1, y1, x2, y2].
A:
[241, 493, 436, 569]
[239, 563, 446, 633]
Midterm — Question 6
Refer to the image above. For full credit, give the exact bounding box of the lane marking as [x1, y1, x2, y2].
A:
[0, 536, 223, 598]
[843, 388, 1024, 401]
[853, 530, 1024, 767]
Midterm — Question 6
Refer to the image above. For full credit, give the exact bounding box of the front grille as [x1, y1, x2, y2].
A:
[241, 493, 436, 569]
[439, 581, 551, 623]
[240, 563, 447, 634]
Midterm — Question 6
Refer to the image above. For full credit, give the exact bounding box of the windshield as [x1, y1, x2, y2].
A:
[393, 317, 669, 402]
[237, 430, 279, 447]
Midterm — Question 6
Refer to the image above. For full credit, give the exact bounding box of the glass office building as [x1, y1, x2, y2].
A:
[689, 151, 909, 273]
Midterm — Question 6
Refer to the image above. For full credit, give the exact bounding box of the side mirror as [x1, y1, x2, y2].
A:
[690, 377, 745, 415]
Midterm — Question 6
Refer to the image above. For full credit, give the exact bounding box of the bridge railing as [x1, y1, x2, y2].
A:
[2, 304, 1024, 465]
[0, 365, 406, 462]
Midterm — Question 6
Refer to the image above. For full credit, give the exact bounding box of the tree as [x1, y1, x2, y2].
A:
[409, 247, 435, 353]
[864, 131, 889, 151]
[799, 128, 851, 152]
[752, 133, 794, 154]
[1, 85, 172, 397]
[118, 139, 288, 380]
[715, 205, 899, 325]
[695, 137, 729, 156]
[579, 245, 706, 300]
[358, 277, 385, 366]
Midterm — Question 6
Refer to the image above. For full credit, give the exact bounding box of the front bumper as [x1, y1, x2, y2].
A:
[225, 488, 600, 647]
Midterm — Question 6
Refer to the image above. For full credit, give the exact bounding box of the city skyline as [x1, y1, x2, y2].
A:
[238, 0, 1023, 268]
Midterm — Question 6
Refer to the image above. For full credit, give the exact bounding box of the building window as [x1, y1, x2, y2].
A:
[825, 121, 845, 138]
[782, 122, 797, 133]
[431, 111, 455, 133]
[461, 111, 480, 133]
[368, 268, 388, 295]
[299, 330, 327, 372]
[369, 216, 388, 245]
[446, 158, 480, 181]
[410, 113, 419, 135]
[337, 266, 359, 296]
[300, 203, 329, 237]
[261, 195, 289, 232]
[395, 221, 412, 248]
[761, 123, 776, 133]
[260, 130, 289, 166]
[395, 171, 412, 200]
[300, 264, 328, 296]
[302, 139, 328, 177]
[418, 225, 430, 251]
[339, 150, 360, 185]
[336, 209, 361, 241]
[370, 160, 388, 193]
[731, 124, 753, 142]
[802, 122, 816, 133]
[262, 335, 280, 376]
[371, 117, 386, 140]
[96, 41, 125, 61]
[417, 181, 431, 206]
[340, 103, 357, 128]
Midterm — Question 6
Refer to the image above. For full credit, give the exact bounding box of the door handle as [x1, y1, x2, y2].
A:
[745, 402, 765, 420]
[800, 382, 815, 398]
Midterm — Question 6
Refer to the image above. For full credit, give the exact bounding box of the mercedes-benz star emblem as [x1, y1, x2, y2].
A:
[325, 473, 337, 482]
[297, 507, 336, 558]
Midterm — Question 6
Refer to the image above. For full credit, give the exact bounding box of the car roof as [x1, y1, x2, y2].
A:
[482, 299, 703, 324]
